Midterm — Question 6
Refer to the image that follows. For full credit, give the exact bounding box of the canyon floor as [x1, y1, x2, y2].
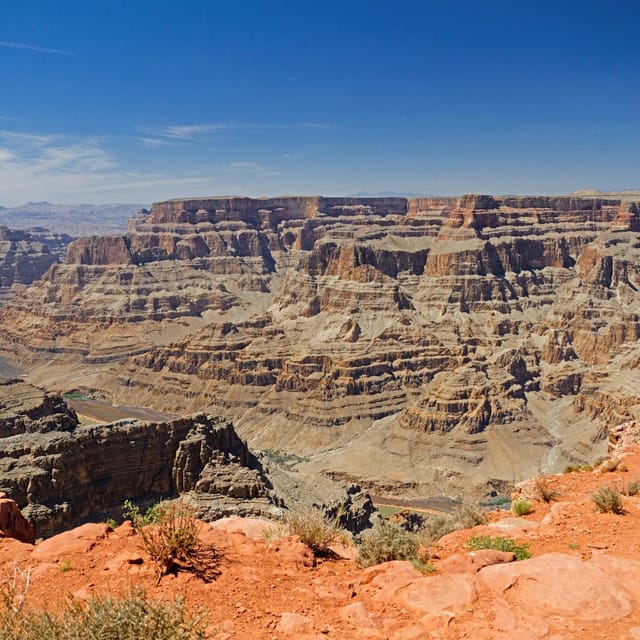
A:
[4, 444, 640, 639]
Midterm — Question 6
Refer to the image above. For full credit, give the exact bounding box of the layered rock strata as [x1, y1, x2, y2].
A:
[2, 194, 639, 498]
[0, 226, 72, 302]
[0, 378, 373, 537]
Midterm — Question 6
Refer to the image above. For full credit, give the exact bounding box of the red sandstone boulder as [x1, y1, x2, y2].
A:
[0, 493, 35, 544]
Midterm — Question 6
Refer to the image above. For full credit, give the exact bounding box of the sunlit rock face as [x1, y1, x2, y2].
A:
[2, 194, 640, 498]
[0, 226, 72, 302]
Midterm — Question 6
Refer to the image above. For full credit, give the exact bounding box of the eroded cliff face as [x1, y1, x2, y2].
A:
[1, 194, 638, 498]
[0, 379, 374, 538]
[0, 226, 72, 302]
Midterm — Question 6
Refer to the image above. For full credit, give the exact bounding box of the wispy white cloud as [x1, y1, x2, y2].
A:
[229, 161, 268, 170]
[137, 137, 170, 147]
[0, 129, 213, 204]
[141, 121, 331, 142]
[163, 124, 228, 139]
[0, 40, 74, 56]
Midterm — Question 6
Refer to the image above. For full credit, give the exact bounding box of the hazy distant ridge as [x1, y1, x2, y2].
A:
[0, 202, 147, 237]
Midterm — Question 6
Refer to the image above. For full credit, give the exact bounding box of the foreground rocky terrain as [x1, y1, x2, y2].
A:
[3, 424, 640, 639]
[1, 194, 639, 498]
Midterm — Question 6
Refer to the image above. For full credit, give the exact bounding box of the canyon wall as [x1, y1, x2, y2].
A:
[0, 226, 72, 302]
[1, 194, 639, 498]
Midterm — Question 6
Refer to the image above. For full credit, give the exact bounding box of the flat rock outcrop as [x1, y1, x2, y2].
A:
[2, 194, 640, 498]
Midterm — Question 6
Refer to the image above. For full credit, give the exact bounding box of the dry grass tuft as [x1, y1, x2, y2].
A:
[283, 506, 343, 555]
[0, 587, 207, 640]
[534, 476, 559, 503]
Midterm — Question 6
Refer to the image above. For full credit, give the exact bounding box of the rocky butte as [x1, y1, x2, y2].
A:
[1, 193, 639, 500]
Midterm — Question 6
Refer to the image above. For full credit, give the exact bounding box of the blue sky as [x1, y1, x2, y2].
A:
[0, 0, 638, 205]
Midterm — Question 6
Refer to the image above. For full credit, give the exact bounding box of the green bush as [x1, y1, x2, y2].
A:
[356, 520, 432, 572]
[467, 535, 531, 560]
[283, 506, 342, 555]
[591, 487, 625, 514]
[511, 498, 533, 516]
[263, 449, 310, 469]
[58, 560, 72, 574]
[122, 500, 161, 527]
[0, 588, 207, 640]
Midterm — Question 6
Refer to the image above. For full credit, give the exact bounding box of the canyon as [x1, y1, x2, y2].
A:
[0, 377, 373, 538]
[1, 193, 639, 501]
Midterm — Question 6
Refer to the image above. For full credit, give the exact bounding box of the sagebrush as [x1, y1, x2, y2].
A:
[419, 501, 486, 544]
[356, 520, 432, 572]
[591, 487, 625, 514]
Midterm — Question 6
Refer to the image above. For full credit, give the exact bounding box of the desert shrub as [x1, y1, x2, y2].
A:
[591, 487, 625, 514]
[263, 449, 309, 469]
[534, 476, 558, 503]
[58, 560, 72, 574]
[0, 588, 207, 640]
[455, 501, 487, 528]
[122, 500, 161, 527]
[624, 479, 640, 496]
[130, 499, 202, 579]
[421, 513, 459, 542]
[511, 498, 533, 516]
[283, 506, 342, 555]
[564, 463, 593, 474]
[598, 457, 623, 473]
[420, 501, 486, 545]
[356, 520, 432, 572]
[467, 535, 531, 561]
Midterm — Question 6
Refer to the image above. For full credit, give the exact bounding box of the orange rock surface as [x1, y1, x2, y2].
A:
[4, 446, 640, 639]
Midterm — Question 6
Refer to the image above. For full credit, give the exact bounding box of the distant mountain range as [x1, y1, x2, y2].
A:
[0, 202, 148, 237]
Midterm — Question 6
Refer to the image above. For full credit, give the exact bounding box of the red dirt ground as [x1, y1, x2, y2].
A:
[4, 447, 640, 639]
